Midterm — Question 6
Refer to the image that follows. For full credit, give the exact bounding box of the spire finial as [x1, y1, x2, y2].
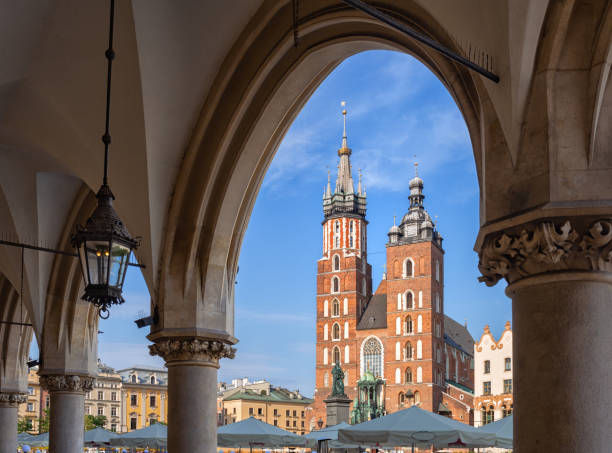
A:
[393, 214, 396, 226]
[340, 101, 349, 151]
[414, 161, 418, 177]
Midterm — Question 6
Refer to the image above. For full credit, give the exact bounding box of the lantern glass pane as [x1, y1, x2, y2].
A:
[86, 240, 111, 285]
[109, 243, 131, 287]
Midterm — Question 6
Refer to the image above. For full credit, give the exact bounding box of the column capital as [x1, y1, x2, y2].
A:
[478, 217, 612, 286]
[149, 337, 236, 367]
[39, 374, 95, 394]
[0, 392, 27, 407]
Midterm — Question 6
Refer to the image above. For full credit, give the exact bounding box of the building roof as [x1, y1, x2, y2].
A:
[446, 379, 474, 395]
[223, 387, 313, 404]
[444, 315, 474, 356]
[356, 294, 387, 330]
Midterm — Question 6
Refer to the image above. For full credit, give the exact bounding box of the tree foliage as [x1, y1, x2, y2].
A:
[85, 414, 107, 430]
[17, 417, 33, 433]
[38, 409, 50, 433]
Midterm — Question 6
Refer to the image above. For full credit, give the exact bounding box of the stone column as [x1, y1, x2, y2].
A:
[479, 217, 612, 452]
[40, 374, 94, 453]
[0, 392, 27, 453]
[150, 337, 235, 453]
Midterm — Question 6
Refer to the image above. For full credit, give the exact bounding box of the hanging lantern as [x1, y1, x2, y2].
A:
[72, 184, 139, 318]
[71, 0, 139, 318]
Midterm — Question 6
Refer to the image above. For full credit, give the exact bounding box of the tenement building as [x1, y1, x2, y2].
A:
[119, 366, 168, 432]
[474, 322, 513, 427]
[84, 361, 122, 432]
[312, 111, 474, 427]
[218, 379, 313, 435]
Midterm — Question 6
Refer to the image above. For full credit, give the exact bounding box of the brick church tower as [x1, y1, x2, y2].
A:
[311, 106, 474, 430]
[312, 106, 372, 427]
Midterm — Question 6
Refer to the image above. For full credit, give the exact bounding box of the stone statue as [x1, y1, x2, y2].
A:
[331, 361, 346, 397]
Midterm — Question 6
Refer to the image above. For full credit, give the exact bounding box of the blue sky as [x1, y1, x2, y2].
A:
[34, 50, 511, 395]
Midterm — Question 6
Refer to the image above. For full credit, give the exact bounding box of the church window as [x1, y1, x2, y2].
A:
[405, 291, 413, 309]
[323, 324, 328, 340]
[399, 392, 405, 407]
[414, 390, 421, 404]
[333, 255, 340, 271]
[334, 221, 340, 249]
[395, 341, 400, 360]
[332, 276, 339, 293]
[343, 298, 348, 315]
[323, 300, 329, 317]
[334, 236, 339, 248]
[403, 258, 414, 278]
[332, 323, 341, 340]
[344, 322, 349, 339]
[435, 259, 440, 281]
[435, 293, 440, 312]
[418, 291, 423, 308]
[344, 345, 349, 363]
[131, 375, 136, 383]
[416, 340, 422, 359]
[395, 368, 401, 384]
[404, 316, 413, 335]
[362, 337, 383, 378]
[405, 342, 412, 360]
[417, 315, 422, 333]
[324, 373, 329, 387]
[405, 368, 412, 383]
[332, 299, 340, 317]
[349, 221, 354, 248]
[395, 317, 401, 335]
[150, 376, 155, 384]
[416, 367, 423, 383]
[333, 346, 341, 364]
[397, 293, 402, 310]
[323, 348, 328, 365]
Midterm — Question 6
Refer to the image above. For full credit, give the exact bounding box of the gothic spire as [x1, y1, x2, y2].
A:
[335, 102, 354, 194]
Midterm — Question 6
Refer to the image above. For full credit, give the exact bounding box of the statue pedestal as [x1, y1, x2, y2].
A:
[324, 395, 352, 426]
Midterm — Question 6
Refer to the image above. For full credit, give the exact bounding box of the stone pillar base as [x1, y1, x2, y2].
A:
[324, 395, 352, 426]
[0, 393, 27, 453]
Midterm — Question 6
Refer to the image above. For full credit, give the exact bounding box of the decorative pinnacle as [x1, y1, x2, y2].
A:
[339, 101, 350, 154]
[393, 214, 396, 226]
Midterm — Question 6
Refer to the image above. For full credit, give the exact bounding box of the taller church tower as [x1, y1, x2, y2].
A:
[313, 105, 372, 427]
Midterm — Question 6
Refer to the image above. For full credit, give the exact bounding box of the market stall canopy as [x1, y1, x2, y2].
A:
[109, 423, 167, 448]
[83, 427, 120, 446]
[478, 415, 513, 449]
[304, 422, 362, 449]
[337, 406, 496, 448]
[217, 417, 309, 448]
[22, 432, 49, 447]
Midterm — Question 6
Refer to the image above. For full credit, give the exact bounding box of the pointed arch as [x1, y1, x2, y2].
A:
[332, 322, 341, 340]
[332, 346, 341, 364]
[403, 258, 414, 278]
[331, 276, 340, 293]
[332, 298, 340, 317]
[405, 367, 412, 383]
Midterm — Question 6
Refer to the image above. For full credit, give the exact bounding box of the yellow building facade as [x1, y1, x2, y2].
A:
[17, 368, 44, 434]
[119, 366, 168, 432]
[220, 385, 313, 435]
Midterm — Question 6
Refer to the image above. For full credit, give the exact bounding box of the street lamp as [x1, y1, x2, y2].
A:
[72, 0, 139, 319]
[317, 418, 324, 429]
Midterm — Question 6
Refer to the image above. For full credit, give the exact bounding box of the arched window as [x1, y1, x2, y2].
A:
[344, 321, 349, 339]
[405, 342, 412, 360]
[323, 348, 328, 365]
[435, 293, 440, 312]
[414, 391, 421, 404]
[334, 221, 340, 249]
[344, 345, 349, 363]
[362, 337, 383, 378]
[323, 299, 329, 317]
[395, 341, 400, 360]
[343, 298, 348, 315]
[398, 392, 405, 407]
[333, 255, 340, 271]
[404, 316, 413, 335]
[486, 406, 495, 424]
[395, 317, 401, 335]
[324, 373, 329, 387]
[332, 276, 339, 293]
[403, 258, 413, 278]
[332, 323, 341, 340]
[435, 259, 440, 281]
[333, 346, 341, 364]
[150, 376, 155, 384]
[418, 291, 423, 308]
[395, 368, 401, 384]
[405, 291, 413, 309]
[397, 293, 402, 310]
[131, 375, 136, 383]
[416, 340, 422, 359]
[417, 315, 423, 333]
[405, 368, 412, 383]
[349, 221, 354, 248]
[323, 324, 328, 340]
[332, 299, 340, 317]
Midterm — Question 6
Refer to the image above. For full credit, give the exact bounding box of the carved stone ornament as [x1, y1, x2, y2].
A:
[0, 392, 27, 407]
[39, 374, 95, 393]
[479, 219, 612, 286]
[149, 337, 236, 364]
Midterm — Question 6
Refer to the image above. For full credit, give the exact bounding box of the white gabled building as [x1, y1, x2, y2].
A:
[474, 321, 513, 427]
